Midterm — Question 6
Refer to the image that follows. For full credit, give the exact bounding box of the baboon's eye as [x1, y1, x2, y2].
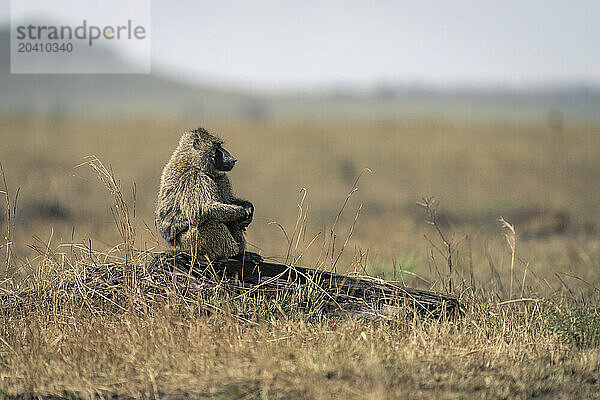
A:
[193, 137, 201, 150]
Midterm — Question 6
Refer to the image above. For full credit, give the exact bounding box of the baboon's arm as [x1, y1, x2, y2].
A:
[216, 174, 254, 226]
[179, 173, 247, 225]
[229, 197, 253, 228]
[200, 201, 247, 224]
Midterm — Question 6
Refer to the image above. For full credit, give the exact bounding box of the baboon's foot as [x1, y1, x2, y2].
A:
[234, 251, 263, 265]
[147, 249, 191, 271]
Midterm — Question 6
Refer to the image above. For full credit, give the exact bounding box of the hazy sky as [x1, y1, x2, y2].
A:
[3, 0, 600, 89]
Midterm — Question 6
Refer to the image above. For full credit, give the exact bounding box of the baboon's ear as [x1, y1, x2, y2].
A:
[193, 136, 201, 150]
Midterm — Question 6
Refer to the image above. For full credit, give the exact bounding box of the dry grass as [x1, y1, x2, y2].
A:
[0, 115, 599, 398]
[3, 302, 599, 399]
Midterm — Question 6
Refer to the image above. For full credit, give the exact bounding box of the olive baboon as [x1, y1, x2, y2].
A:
[155, 128, 259, 262]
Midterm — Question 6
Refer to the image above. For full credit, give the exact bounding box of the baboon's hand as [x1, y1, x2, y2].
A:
[240, 200, 254, 227]
[233, 205, 248, 221]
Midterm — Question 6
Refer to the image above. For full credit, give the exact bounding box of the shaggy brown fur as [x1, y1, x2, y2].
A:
[155, 128, 252, 260]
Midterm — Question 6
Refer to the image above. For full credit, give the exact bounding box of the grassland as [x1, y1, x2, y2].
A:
[1, 115, 599, 398]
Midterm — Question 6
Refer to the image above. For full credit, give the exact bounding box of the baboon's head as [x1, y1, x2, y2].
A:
[178, 127, 237, 175]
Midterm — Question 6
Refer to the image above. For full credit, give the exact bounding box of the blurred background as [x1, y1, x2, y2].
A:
[1, 1, 599, 287]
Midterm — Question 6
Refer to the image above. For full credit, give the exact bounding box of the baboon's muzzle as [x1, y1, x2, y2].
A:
[215, 146, 237, 172]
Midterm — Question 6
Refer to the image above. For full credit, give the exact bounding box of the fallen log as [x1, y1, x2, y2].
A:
[150, 251, 462, 319]
[3, 251, 462, 319]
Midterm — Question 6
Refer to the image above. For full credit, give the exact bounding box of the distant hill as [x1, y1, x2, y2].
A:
[269, 84, 600, 122]
[1, 26, 599, 122]
[0, 27, 267, 119]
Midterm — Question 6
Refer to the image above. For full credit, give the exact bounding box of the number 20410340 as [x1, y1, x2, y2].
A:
[17, 42, 73, 53]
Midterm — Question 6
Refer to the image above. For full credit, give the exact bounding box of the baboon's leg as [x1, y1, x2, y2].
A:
[228, 223, 246, 252]
[227, 223, 262, 263]
[178, 221, 242, 260]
